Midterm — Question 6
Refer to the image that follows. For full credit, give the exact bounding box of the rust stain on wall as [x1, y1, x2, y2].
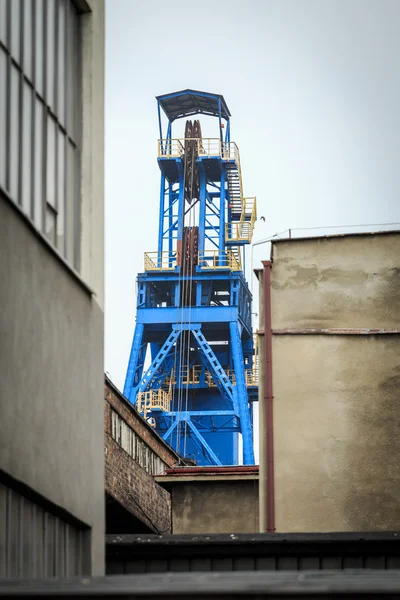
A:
[271, 234, 400, 329]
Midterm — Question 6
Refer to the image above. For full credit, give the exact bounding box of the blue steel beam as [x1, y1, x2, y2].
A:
[198, 167, 206, 254]
[162, 419, 178, 442]
[135, 328, 180, 395]
[137, 307, 238, 324]
[192, 417, 239, 434]
[168, 410, 236, 417]
[191, 327, 234, 405]
[157, 101, 163, 140]
[230, 321, 254, 464]
[125, 91, 255, 466]
[168, 185, 174, 256]
[123, 323, 145, 403]
[186, 418, 222, 466]
[158, 173, 165, 255]
[219, 169, 226, 256]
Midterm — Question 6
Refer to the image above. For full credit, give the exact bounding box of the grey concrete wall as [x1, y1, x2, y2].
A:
[170, 480, 259, 534]
[0, 0, 105, 573]
[0, 197, 105, 573]
[80, 0, 105, 309]
[267, 233, 400, 532]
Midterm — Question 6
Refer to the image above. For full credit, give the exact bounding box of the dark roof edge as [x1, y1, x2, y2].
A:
[106, 531, 400, 546]
[156, 89, 231, 119]
[271, 229, 400, 244]
[165, 465, 259, 475]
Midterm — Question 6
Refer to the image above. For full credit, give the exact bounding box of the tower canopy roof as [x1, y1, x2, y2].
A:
[156, 89, 231, 122]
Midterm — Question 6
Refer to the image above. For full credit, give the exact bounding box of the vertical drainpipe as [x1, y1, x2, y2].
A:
[263, 260, 275, 532]
[258, 268, 267, 531]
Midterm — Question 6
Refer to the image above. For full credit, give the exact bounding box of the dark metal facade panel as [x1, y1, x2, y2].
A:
[3, 571, 400, 598]
[106, 533, 400, 575]
[0, 482, 88, 578]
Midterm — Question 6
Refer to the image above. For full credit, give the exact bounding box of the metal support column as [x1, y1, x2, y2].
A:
[123, 323, 145, 401]
[158, 174, 165, 256]
[230, 321, 254, 464]
[198, 168, 206, 255]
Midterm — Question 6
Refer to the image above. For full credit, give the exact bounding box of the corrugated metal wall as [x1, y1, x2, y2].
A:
[0, 483, 88, 578]
[106, 533, 400, 575]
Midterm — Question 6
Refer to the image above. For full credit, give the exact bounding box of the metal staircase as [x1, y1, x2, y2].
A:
[226, 163, 243, 221]
[225, 147, 257, 245]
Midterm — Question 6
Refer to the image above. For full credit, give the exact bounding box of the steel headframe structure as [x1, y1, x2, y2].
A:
[124, 90, 258, 466]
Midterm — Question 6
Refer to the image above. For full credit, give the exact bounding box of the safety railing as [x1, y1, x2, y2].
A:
[162, 374, 175, 388]
[163, 367, 257, 389]
[245, 368, 258, 386]
[198, 250, 241, 271]
[207, 368, 258, 387]
[157, 138, 239, 162]
[226, 197, 257, 243]
[226, 222, 252, 242]
[163, 367, 202, 387]
[197, 138, 222, 157]
[144, 250, 241, 272]
[136, 389, 171, 417]
[206, 370, 236, 387]
[245, 196, 257, 219]
[180, 366, 202, 385]
[144, 251, 177, 271]
[198, 139, 239, 161]
[157, 139, 185, 158]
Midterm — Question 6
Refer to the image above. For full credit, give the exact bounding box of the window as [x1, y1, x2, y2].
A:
[110, 410, 168, 476]
[0, 0, 81, 270]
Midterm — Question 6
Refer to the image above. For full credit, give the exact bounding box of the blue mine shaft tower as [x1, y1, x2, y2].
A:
[124, 90, 258, 466]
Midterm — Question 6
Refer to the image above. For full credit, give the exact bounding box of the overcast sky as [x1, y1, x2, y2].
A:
[105, 0, 400, 400]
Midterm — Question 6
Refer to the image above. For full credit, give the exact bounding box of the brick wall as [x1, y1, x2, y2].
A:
[105, 435, 171, 533]
[105, 377, 179, 534]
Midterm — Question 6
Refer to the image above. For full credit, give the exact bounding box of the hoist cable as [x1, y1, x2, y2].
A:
[183, 159, 195, 458]
[175, 125, 193, 454]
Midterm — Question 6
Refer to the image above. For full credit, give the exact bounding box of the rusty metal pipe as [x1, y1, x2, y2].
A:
[257, 268, 267, 532]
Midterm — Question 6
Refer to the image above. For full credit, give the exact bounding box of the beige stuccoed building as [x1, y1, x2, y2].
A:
[0, 0, 105, 576]
[257, 231, 400, 533]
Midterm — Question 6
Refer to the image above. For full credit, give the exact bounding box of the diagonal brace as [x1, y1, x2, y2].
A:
[162, 419, 178, 443]
[186, 419, 222, 466]
[192, 328, 235, 407]
[135, 328, 180, 396]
